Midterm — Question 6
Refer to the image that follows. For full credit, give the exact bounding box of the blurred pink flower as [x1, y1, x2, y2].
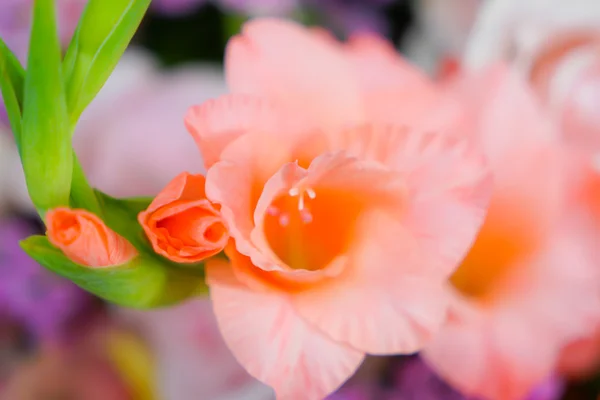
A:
[454, 0, 600, 153]
[73, 49, 227, 198]
[184, 18, 492, 399]
[119, 299, 273, 400]
[460, 2, 600, 384]
[422, 65, 600, 400]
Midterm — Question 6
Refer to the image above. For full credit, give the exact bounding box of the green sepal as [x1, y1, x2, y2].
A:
[21, 235, 207, 308]
[21, 0, 72, 212]
[94, 190, 206, 270]
[63, 0, 152, 124]
[0, 38, 24, 149]
[69, 154, 103, 215]
[94, 190, 154, 254]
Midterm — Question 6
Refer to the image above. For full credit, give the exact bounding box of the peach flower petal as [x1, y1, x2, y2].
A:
[362, 90, 463, 133]
[335, 125, 493, 277]
[46, 208, 138, 267]
[344, 33, 434, 92]
[423, 298, 559, 400]
[225, 18, 364, 130]
[292, 210, 449, 355]
[288, 125, 490, 355]
[185, 94, 289, 169]
[341, 33, 463, 132]
[139, 172, 228, 263]
[206, 257, 365, 400]
[205, 124, 491, 356]
[450, 65, 566, 244]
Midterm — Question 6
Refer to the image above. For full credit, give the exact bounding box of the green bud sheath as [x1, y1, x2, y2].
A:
[0, 39, 24, 149]
[21, 0, 72, 213]
[63, 0, 152, 125]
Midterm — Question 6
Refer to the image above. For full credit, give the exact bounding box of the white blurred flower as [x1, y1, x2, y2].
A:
[463, 0, 600, 70]
[74, 48, 228, 198]
[0, 127, 32, 215]
[404, 0, 483, 73]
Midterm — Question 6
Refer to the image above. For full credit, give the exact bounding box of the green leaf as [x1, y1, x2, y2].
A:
[21, 0, 72, 213]
[21, 235, 207, 308]
[223, 13, 248, 42]
[0, 38, 25, 150]
[63, 0, 152, 124]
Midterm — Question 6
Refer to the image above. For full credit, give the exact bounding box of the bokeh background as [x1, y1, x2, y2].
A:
[0, 0, 599, 399]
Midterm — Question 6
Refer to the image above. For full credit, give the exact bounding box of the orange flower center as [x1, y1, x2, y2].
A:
[450, 202, 541, 302]
[263, 186, 361, 271]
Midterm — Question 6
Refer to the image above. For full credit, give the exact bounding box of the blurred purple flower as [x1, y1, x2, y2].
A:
[0, 102, 8, 127]
[152, 0, 297, 16]
[326, 356, 564, 400]
[391, 356, 468, 400]
[327, 386, 374, 400]
[219, 0, 297, 15]
[304, 0, 395, 35]
[526, 376, 564, 400]
[0, 0, 86, 63]
[0, 219, 88, 342]
[152, 0, 391, 34]
[119, 299, 273, 400]
[151, 0, 210, 16]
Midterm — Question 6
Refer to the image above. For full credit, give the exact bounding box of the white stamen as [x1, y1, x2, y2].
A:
[288, 185, 317, 211]
[298, 194, 305, 211]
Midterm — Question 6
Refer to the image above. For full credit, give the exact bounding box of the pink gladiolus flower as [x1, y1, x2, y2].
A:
[184, 19, 493, 399]
[422, 65, 600, 400]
